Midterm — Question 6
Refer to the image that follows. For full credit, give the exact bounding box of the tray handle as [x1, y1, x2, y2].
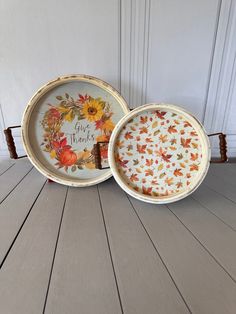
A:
[208, 132, 227, 163]
[94, 133, 228, 168]
[3, 126, 228, 164]
[3, 126, 27, 159]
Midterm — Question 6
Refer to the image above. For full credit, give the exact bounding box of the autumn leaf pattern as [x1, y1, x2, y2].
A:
[115, 110, 202, 197]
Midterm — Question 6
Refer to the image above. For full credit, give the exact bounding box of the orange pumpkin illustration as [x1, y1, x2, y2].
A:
[59, 149, 77, 166]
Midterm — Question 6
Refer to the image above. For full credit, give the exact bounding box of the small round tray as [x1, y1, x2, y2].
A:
[108, 104, 211, 204]
[22, 75, 129, 186]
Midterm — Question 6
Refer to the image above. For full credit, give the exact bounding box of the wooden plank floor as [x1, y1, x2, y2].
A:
[0, 159, 236, 314]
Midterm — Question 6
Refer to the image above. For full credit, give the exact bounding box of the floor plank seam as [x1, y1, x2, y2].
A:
[166, 205, 236, 285]
[0, 179, 47, 270]
[97, 185, 124, 314]
[190, 195, 236, 233]
[0, 163, 15, 176]
[202, 182, 236, 205]
[42, 186, 69, 314]
[0, 166, 34, 205]
[126, 195, 192, 314]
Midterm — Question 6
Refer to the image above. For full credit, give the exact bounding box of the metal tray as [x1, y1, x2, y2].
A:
[22, 75, 129, 186]
[108, 103, 211, 204]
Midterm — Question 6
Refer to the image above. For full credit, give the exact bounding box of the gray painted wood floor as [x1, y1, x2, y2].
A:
[0, 158, 236, 314]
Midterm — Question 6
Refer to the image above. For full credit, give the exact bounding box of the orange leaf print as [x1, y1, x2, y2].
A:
[159, 134, 168, 143]
[139, 126, 148, 134]
[192, 142, 198, 149]
[162, 153, 172, 163]
[145, 137, 153, 143]
[145, 159, 153, 166]
[165, 177, 174, 186]
[142, 186, 153, 195]
[125, 132, 133, 140]
[169, 146, 177, 151]
[184, 121, 192, 127]
[190, 153, 198, 161]
[130, 173, 139, 182]
[116, 140, 124, 149]
[145, 169, 154, 176]
[180, 162, 186, 168]
[117, 158, 129, 168]
[156, 110, 167, 120]
[151, 180, 158, 185]
[171, 138, 177, 145]
[168, 125, 177, 134]
[176, 181, 183, 188]
[190, 163, 199, 171]
[140, 116, 148, 124]
[155, 147, 164, 157]
[181, 137, 191, 148]
[174, 169, 183, 177]
[137, 144, 147, 153]
[156, 148, 172, 163]
[190, 131, 197, 136]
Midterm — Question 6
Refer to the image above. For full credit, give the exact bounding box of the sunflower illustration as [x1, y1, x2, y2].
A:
[82, 99, 103, 122]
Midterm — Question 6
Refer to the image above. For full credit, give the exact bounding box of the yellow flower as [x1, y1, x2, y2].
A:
[82, 99, 103, 122]
[101, 119, 114, 132]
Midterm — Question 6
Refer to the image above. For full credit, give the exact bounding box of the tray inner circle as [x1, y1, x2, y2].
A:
[114, 108, 208, 199]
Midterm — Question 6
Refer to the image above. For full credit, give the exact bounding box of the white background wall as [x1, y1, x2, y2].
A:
[0, 0, 235, 158]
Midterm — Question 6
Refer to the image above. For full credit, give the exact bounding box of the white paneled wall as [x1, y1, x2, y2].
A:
[0, 0, 235, 157]
[204, 0, 236, 156]
[0, 0, 121, 157]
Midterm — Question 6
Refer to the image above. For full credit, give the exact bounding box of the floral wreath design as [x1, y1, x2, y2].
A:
[41, 93, 114, 172]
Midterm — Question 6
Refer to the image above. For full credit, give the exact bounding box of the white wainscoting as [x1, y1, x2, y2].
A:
[0, 0, 235, 158]
[204, 0, 236, 157]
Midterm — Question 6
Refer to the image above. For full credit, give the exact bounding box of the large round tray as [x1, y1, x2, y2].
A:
[108, 103, 211, 204]
[22, 75, 129, 186]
